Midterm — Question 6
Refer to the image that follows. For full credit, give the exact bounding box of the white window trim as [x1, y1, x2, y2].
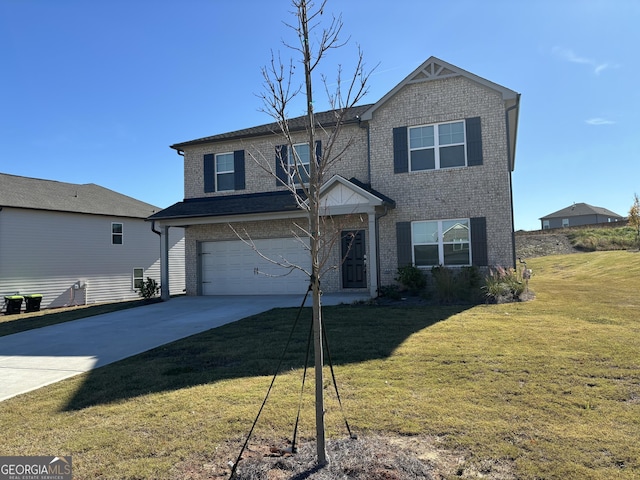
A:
[411, 218, 472, 267]
[408, 120, 467, 172]
[111, 222, 123, 245]
[215, 152, 235, 192]
[562, 218, 569, 227]
[133, 268, 144, 291]
[288, 143, 311, 185]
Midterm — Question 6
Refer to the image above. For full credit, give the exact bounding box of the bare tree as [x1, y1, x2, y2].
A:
[245, 0, 372, 466]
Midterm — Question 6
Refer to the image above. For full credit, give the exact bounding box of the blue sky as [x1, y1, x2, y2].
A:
[1, 0, 637, 231]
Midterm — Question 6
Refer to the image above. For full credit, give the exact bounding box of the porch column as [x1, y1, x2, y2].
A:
[367, 210, 378, 297]
[160, 225, 170, 301]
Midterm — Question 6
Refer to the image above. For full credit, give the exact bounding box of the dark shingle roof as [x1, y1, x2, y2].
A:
[540, 202, 623, 220]
[148, 190, 302, 221]
[0, 173, 160, 218]
[148, 177, 395, 221]
[170, 104, 374, 149]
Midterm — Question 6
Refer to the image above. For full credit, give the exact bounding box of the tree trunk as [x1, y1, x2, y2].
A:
[299, 0, 327, 467]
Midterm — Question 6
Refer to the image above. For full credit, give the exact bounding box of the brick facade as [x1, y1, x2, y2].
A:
[367, 76, 515, 285]
[155, 57, 519, 297]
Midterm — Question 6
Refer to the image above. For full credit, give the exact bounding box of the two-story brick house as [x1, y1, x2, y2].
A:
[149, 57, 520, 299]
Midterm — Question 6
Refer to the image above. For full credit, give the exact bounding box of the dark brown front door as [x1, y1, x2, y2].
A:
[341, 230, 366, 288]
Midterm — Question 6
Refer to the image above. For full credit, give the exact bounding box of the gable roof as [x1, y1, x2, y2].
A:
[540, 203, 624, 220]
[359, 56, 520, 170]
[318, 175, 396, 207]
[0, 173, 160, 218]
[360, 56, 519, 121]
[170, 56, 520, 171]
[170, 104, 374, 150]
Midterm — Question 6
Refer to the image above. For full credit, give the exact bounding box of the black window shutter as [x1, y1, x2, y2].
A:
[393, 127, 409, 173]
[315, 140, 322, 166]
[233, 150, 245, 190]
[204, 154, 215, 193]
[466, 117, 483, 166]
[470, 217, 488, 266]
[396, 222, 412, 268]
[275, 145, 288, 186]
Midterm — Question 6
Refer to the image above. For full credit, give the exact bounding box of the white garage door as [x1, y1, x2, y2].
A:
[201, 237, 311, 295]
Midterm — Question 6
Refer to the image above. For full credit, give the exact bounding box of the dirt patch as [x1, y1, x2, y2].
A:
[172, 434, 517, 480]
[515, 232, 580, 259]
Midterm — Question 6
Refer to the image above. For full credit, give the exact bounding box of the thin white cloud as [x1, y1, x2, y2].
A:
[586, 118, 615, 125]
[552, 47, 617, 75]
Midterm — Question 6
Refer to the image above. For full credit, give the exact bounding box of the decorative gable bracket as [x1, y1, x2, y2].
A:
[407, 60, 459, 84]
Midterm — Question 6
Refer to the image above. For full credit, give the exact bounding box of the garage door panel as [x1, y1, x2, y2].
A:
[201, 238, 310, 295]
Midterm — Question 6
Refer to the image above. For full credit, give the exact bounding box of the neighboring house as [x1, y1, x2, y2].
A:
[0, 173, 185, 310]
[150, 56, 520, 299]
[540, 203, 624, 230]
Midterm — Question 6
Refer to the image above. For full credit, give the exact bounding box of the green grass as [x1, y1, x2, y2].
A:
[567, 225, 638, 251]
[0, 251, 639, 479]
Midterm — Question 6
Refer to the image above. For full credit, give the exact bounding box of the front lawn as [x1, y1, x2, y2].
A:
[0, 251, 638, 479]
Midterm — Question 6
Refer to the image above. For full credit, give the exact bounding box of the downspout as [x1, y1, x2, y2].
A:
[151, 220, 161, 236]
[505, 94, 521, 268]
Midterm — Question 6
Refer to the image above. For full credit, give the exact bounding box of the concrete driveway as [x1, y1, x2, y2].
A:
[0, 293, 368, 402]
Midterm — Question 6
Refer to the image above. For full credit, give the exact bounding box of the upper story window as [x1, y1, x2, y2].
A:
[215, 152, 235, 191]
[409, 121, 466, 171]
[289, 143, 311, 184]
[393, 117, 482, 174]
[203, 151, 246, 193]
[275, 141, 321, 187]
[412, 219, 470, 266]
[112, 223, 123, 245]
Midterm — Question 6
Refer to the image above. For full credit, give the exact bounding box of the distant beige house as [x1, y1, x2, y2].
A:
[540, 203, 624, 230]
[0, 174, 185, 310]
[150, 56, 521, 299]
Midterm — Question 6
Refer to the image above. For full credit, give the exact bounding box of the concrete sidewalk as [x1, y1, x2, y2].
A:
[0, 293, 368, 402]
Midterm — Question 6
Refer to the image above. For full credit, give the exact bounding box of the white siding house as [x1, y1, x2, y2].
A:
[0, 174, 185, 311]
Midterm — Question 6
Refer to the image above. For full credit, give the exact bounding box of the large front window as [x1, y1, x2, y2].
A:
[409, 121, 466, 171]
[289, 143, 310, 183]
[412, 219, 470, 266]
[215, 152, 235, 191]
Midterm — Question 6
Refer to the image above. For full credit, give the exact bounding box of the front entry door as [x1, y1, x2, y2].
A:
[341, 230, 366, 288]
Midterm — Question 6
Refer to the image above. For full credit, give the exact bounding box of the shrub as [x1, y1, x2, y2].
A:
[138, 277, 160, 300]
[456, 265, 483, 303]
[395, 265, 426, 294]
[431, 266, 456, 304]
[378, 284, 402, 300]
[483, 266, 525, 303]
